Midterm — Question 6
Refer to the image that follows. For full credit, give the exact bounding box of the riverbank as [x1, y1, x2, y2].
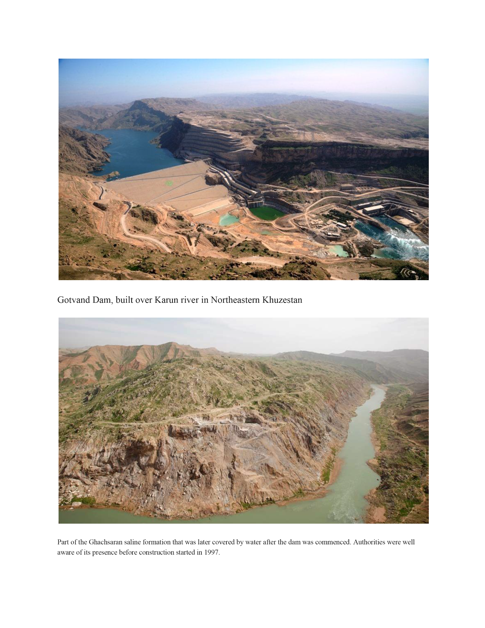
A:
[365, 385, 389, 523]
[364, 383, 429, 523]
[61, 451, 347, 522]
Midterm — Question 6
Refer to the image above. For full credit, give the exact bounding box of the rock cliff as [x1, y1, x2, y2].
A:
[58, 126, 110, 174]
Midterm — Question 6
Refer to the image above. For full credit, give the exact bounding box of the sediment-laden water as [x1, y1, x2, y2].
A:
[219, 213, 239, 226]
[59, 386, 385, 524]
[329, 245, 349, 258]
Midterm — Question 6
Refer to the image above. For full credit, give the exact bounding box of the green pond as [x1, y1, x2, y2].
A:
[59, 386, 384, 524]
[249, 206, 286, 221]
[330, 245, 349, 258]
[219, 213, 239, 226]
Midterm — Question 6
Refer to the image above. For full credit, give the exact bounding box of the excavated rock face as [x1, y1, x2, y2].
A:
[253, 141, 428, 182]
[59, 382, 370, 519]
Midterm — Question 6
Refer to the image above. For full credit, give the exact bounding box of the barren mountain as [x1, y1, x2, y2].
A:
[196, 93, 309, 109]
[59, 341, 223, 384]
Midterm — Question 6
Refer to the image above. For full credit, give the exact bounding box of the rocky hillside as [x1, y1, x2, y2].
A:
[59, 126, 110, 174]
[59, 347, 373, 518]
[367, 383, 429, 523]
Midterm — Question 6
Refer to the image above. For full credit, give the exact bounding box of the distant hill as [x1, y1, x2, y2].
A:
[274, 349, 428, 383]
[197, 93, 309, 109]
[59, 103, 130, 129]
[252, 98, 429, 142]
[58, 125, 110, 174]
[335, 349, 429, 382]
[59, 341, 224, 384]
[60, 98, 210, 132]
[273, 350, 403, 383]
[59, 95, 428, 145]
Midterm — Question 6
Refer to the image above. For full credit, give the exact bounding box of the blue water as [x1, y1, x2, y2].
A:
[78, 128, 184, 179]
[355, 215, 429, 261]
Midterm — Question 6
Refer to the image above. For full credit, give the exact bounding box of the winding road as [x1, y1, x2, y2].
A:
[120, 202, 172, 253]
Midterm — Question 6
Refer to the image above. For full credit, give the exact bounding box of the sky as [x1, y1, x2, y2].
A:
[59, 59, 429, 107]
[59, 318, 429, 354]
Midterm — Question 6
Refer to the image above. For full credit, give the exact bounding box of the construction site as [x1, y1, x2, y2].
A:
[101, 155, 429, 268]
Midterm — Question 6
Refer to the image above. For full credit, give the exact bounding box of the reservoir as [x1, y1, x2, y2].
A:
[59, 386, 385, 524]
[79, 129, 184, 179]
[355, 215, 429, 261]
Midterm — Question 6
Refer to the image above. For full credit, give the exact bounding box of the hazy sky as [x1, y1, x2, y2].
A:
[59, 59, 429, 106]
[59, 318, 428, 354]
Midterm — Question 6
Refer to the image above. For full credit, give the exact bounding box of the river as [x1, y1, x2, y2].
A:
[59, 386, 385, 524]
[78, 128, 184, 179]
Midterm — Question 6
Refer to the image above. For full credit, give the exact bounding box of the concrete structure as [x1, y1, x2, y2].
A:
[350, 196, 383, 208]
[248, 197, 264, 209]
[363, 204, 385, 216]
[323, 228, 340, 240]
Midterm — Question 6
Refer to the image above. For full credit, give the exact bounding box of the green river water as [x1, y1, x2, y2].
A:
[59, 386, 385, 524]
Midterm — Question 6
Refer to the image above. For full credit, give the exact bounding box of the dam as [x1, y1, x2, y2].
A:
[106, 160, 232, 215]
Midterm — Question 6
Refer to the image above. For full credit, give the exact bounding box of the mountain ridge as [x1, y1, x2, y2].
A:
[59, 343, 428, 386]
